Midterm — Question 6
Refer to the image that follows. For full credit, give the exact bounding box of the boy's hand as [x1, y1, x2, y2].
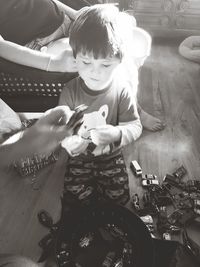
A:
[61, 135, 89, 157]
[90, 125, 122, 146]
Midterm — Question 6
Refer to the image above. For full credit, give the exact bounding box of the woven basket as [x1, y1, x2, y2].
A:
[0, 57, 77, 112]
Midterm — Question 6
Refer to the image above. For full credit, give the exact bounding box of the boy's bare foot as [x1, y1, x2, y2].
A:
[140, 109, 165, 131]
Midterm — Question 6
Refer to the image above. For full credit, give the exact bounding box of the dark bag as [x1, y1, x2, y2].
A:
[37, 201, 199, 267]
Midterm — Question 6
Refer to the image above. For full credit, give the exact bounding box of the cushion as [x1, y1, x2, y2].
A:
[0, 98, 22, 143]
[179, 36, 200, 63]
[3, 118, 59, 177]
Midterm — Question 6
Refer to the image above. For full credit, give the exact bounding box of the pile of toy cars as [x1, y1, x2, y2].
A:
[130, 161, 200, 261]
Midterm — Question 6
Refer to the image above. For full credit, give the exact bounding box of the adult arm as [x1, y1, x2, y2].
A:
[0, 107, 84, 168]
[0, 36, 76, 72]
[52, 0, 78, 20]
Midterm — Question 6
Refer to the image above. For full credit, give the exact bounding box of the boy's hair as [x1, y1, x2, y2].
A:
[69, 4, 124, 60]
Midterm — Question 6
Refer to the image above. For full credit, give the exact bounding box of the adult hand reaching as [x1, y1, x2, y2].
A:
[0, 106, 87, 167]
[22, 106, 86, 155]
[43, 38, 77, 73]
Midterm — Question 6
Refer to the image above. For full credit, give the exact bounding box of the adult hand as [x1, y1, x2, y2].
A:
[54, 49, 77, 73]
[45, 38, 77, 73]
[21, 106, 85, 155]
[90, 125, 122, 146]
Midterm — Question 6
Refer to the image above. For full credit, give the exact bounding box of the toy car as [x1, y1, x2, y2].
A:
[163, 174, 183, 187]
[142, 179, 159, 187]
[167, 208, 196, 225]
[193, 199, 200, 215]
[172, 165, 187, 180]
[79, 232, 94, 248]
[122, 242, 133, 264]
[163, 232, 171, 240]
[184, 180, 200, 192]
[113, 259, 123, 267]
[102, 251, 116, 267]
[142, 174, 158, 180]
[130, 160, 142, 177]
[106, 224, 127, 241]
[140, 215, 153, 224]
[131, 193, 141, 211]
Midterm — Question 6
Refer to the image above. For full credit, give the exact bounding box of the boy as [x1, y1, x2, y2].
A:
[59, 4, 142, 206]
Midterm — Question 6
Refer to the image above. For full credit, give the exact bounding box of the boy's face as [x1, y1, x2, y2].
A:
[76, 52, 121, 91]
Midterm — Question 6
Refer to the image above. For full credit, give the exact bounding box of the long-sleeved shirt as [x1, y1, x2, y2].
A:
[59, 74, 142, 159]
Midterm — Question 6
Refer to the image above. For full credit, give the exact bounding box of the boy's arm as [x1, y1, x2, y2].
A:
[116, 117, 142, 147]
[90, 102, 142, 150]
[116, 85, 143, 147]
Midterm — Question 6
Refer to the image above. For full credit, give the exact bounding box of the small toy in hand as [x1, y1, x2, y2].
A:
[72, 104, 88, 134]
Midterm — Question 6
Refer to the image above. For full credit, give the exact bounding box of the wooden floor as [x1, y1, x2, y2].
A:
[0, 38, 200, 263]
[124, 37, 200, 244]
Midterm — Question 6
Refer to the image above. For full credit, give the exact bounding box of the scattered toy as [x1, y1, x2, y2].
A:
[130, 160, 142, 177]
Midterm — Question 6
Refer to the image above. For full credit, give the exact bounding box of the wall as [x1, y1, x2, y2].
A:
[116, 0, 200, 37]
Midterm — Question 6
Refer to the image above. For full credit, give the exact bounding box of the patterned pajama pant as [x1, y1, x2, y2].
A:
[63, 153, 130, 207]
